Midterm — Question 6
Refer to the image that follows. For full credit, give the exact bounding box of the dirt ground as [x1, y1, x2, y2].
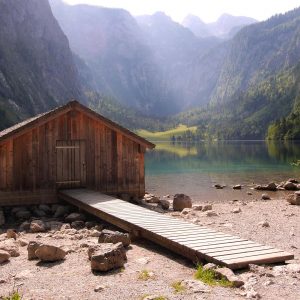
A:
[0, 195, 299, 300]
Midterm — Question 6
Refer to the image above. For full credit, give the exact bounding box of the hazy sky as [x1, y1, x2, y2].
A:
[64, 0, 300, 23]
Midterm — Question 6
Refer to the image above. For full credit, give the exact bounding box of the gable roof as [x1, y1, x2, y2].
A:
[0, 100, 155, 149]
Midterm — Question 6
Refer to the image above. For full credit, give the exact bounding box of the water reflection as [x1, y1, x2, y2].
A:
[145, 141, 300, 201]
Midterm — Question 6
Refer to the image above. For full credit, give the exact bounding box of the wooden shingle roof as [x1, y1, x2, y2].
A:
[0, 100, 155, 149]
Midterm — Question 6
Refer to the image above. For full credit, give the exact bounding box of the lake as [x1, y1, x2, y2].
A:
[145, 141, 300, 202]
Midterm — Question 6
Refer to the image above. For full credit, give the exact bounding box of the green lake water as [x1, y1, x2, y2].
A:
[145, 141, 300, 202]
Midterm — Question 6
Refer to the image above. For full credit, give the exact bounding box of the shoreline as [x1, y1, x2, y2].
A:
[0, 186, 299, 300]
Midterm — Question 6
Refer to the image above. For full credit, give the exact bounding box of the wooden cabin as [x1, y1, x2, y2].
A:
[0, 100, 155, 206]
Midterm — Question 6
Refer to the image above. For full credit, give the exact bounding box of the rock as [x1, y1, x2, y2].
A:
[181, 208, 192, 216]
[54, 205, 70, 218]
[143, 194, 160, 203]
[15, 209, 31, 220]
[261, 194, 271, 200]
[254, 183, 277, 191]
[19, 221, 31, 232]
[246, 290, 261, 299]
[85, 221, 97, 229]
[0, 210, 5, 226]
[181, 279, 211, 293]
[27, 241, 42, 260]
[38, 204, 52, 215]
[98, 229, 130, 247]
[283, 181, 298, 190]
[287, 191, 300, 205]
[288, 178, 298, 183]
[214, 267, 244, 287]
[6, 229, 17, 240]
[158, 199, 170, 210]
[233, 185, 242, 190]
[0, 239, 20, 257]
[90, 242, 127, 272]
[65, 212, 86, 223]
[30, 220, 46, 233]
[60, 223, 71, 230]
[205, 210, 218, 217]
[192, 205, 202, 211]
[89, 230, 101, 237]
[286, 263, 300, 273]
[33, 208, 46, 218]
[247, 192, 253, 195]
[18, 239, 28, 247]
[258, 221, 270, 228]
[173, 194, 192, 211]
[46, 221, 63, 231]
[214, 184, 223, 189]
[203, 263, 217, 271]
[94, 285, 105, 292]
[202, 204, 212, 212]
[35, 244, 67, 262]
[15, 269, 33, 280]
[71, 221, 85, 230]
[0, 250, 10, 263]
[232, 207, 241, 213]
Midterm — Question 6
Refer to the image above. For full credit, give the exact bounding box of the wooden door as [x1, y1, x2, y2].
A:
[56, 140, 86, 189]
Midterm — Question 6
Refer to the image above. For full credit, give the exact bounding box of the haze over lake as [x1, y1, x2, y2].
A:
[145, 141, 300, 202]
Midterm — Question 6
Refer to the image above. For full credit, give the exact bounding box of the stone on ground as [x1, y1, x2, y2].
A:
[0, 239, 20, 257]
[98, 229, 131, 247]
[27, 241, 42, 260]
[35, 244, 67, 262]
[283, 181, 298, 190]
[30, 220, 46, 233]
[173, 194, 192, 211]
[181, 279, 211, 293]
[15, 209, 31, 220]
[202, 204, 212, 212]
[90, 242, 127, 272]
[0, 250, 10, 263]
[233, 185, 242, 190]
[65, 212, 86, 223]
[261, 194, 271, 200]
[287, 191, 300, 205]
[158, 199, 170, 210]
[6, 229, 17, 239]
[71, 220, 85, 230]
[53, 205, 69, 218]
[214, 267, 244, 287]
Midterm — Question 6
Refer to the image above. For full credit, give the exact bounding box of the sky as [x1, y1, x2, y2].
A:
[63, 0, 300, 23]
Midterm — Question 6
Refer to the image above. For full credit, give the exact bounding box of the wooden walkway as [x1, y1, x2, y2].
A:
[58, 189, 294, 269]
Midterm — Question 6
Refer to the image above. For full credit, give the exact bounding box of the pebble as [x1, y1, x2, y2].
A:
[94, 285, 105, 292]
[261, 194, 271, 200]
[258, 221, 270, 227]
[232, 207, 241, 213]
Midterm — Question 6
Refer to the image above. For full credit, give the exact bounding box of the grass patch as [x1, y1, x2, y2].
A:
[1, 291, 22, 300]
[141, 295, 167, 300]
[138, 269, 152, 281]
[137, 124, 197, 142]
[171, 281, 186, 293]
[194, 265, 233, 288]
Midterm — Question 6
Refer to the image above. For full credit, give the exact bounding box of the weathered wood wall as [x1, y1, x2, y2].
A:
[0, 108, 145, 205]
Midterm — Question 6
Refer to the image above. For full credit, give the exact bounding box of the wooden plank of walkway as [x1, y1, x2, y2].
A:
[58, 189, 294, 269]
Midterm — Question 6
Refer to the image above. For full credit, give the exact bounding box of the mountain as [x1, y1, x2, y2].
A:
[182, 14, 257, 38]
[50, 0, 171, 115]
[136, 12, 221, 110]
[0, 0, 84, 129]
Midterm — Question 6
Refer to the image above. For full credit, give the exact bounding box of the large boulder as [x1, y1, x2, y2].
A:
[255, 183, 277, 191]
[173, 194, 192, 211]
[0, 239, 20, 257]
[35, 244, 67, 262]
[30, 220, 46, 233]
[6, 229, 17, 240]
[98, 229, 131, 247]
[27, 241, 42, 260]
[287, 192, 300, 205]
[90, 242, 127, 272]
[65, 213, 86, 223]
[0, 250, 10, 263]
[283, 181, 298, 190]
